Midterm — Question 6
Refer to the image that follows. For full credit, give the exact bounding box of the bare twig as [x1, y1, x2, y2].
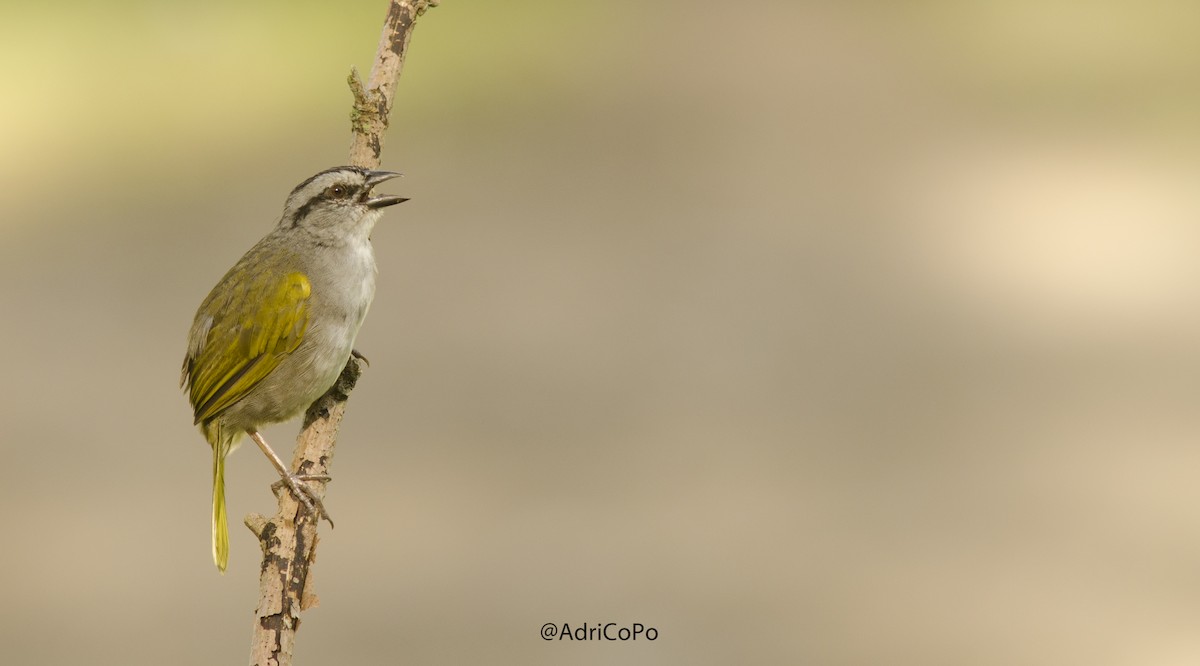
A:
[350, 0, 440, 168]
[247, 2, 436, 665]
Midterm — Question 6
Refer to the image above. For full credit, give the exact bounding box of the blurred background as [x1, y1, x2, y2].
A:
[2, 0, 1200, 663]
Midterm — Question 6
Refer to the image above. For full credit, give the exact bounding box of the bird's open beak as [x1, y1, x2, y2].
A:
[366, 194, 409, 208]
[365, 170, 409, 208]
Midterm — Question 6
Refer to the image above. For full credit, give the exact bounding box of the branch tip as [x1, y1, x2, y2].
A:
[245, 513, 269, 538]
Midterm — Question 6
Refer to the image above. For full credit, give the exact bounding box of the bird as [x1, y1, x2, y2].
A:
[181, 166, 407, 572]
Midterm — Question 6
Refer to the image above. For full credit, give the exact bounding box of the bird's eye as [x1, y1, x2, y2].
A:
[330, 185, 347, 198]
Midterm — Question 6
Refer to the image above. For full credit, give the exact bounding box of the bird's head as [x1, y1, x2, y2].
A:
[280, 166, 408, 240]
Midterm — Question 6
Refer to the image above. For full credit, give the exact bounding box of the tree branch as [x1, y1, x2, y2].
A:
[247, 3, 436, 665]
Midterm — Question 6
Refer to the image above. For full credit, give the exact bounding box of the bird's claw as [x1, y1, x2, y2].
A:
[271, 474, 335, 527]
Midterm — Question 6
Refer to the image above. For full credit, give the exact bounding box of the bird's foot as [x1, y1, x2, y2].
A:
[271, 473, 335, 527]
[351, 348, 369, 367]
[247, 429, 335, 527]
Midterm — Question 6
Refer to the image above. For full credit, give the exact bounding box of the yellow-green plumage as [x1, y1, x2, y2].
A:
[211, 426, 229, 572]
[184, 270, 312, 573]
[187, 271, 311, 424]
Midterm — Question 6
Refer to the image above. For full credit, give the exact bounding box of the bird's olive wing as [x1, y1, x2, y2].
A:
[183, 270, 311, 424]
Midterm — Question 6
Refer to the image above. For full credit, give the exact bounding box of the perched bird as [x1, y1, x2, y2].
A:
[181, 166, 407, 571]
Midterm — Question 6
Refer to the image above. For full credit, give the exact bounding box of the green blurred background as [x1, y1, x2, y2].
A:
[3, 1, 1200, 663]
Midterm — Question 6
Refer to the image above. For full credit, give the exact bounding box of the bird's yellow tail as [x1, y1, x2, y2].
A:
[212, 443, 229, 573]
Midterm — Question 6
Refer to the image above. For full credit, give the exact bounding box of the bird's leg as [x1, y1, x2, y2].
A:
[246, 429, 334, 526]
[351, 348, 369, 367]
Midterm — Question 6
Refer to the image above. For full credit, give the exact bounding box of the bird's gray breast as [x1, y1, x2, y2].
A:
[307, 238, 377, 343]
